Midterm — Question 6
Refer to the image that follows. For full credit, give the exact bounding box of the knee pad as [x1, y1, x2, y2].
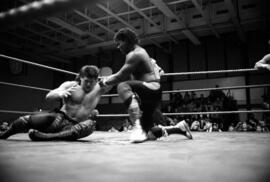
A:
[150, 126, 163, 138]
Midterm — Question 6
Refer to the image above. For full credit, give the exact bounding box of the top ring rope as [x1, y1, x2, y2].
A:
[0, 0, 100, 28]
[0, 54, 77, 76]
[0, 54, 263, 78]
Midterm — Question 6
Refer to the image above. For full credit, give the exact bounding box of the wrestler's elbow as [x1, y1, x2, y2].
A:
[254, 61, 264, 69]
[45, 94, 54, 101]
[45, 91, 59, 101]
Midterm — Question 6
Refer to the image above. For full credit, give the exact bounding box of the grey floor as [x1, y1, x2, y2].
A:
[0, 131, 270, 182]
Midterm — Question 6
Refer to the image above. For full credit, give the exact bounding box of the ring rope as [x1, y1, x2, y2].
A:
[102, 84, 270, 97]
[162, 68, 258, 76]
[1, 109, 269, 117]
[0, 54, 77, 76]
[1, 81, 269, 96]
[163, 84, 270, 94]
[97, 110, 270, 117]
[0, 81, 50, 92]
[0, 110, 33, 115]
[0, 54, 263, 78]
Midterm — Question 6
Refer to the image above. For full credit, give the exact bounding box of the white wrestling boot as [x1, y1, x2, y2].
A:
[129, 119, 147, 143]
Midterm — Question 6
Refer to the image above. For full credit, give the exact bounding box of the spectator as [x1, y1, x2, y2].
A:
[228, 123, 235, 132]
[191, 120, 200, 131]
[0, 122, 9, 132]
[203, 118, 212, 132]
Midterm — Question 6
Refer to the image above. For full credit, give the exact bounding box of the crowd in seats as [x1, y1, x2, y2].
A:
[161, 85, 270, 132]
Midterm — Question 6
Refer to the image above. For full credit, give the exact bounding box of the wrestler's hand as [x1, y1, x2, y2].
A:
[98, 76, 108, 87]
[90, 109, 99, 120]
[59, 86, 76, 98]
[98, 76, 113, 94]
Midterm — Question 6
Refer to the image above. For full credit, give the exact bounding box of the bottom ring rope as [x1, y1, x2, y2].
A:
[0, 109, 269, 117]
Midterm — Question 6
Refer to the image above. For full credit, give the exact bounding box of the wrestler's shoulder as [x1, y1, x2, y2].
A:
[60, 81, 78, 87]
[127, 48, 148, 60]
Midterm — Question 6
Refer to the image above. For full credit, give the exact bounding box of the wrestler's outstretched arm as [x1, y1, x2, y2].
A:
[104, 53, 140, 86]
[254, 54, 270, 71]
[46, 81, 78, 101]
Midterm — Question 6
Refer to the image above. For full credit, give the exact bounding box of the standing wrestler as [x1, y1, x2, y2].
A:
[100, 28, 192, 142]
[0, 65, 110, 141]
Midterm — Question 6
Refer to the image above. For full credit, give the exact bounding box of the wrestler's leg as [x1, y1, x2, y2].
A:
[29, 119, 96, 141]
[0, 115, 30, 139]
[0, 112, 56, 139]
[28, 112, 58, 131]
[117, 82, 147, 143]
[135, 85, 162, 140]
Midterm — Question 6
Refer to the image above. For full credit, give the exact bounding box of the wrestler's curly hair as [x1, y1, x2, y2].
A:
[75, 65, 99, 82]
[114, 28, 139, 45]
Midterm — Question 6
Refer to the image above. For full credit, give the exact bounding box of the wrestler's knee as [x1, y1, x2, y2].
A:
[12, 115, 31, 132]
[72, 120, 96, 139]
[15, 115, 30, 126]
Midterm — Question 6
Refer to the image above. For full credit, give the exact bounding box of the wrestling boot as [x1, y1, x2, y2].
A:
[29, 119, 95, 141]
[159, 120, 193, 139]
[129, 119, 147, 143]
[0, 116, 29, 139]
[128, 95, 147, 143]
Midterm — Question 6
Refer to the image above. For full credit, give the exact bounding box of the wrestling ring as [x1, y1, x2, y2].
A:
[1, 0, 270, 182]
[0, 53, 270, 182]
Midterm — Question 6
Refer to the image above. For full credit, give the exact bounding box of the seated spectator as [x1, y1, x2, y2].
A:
[0, 122, 9, 132]
[235, 121, 254, 132]
[190, 120, 200, 131]
[191, 91, 197, 101]
[121, 119, 133, 132]
[198, 93, 207, 105]
[203, 119, 212, 132]
[262, 94, 270, 130]
[257, 120, 269, 132]
[228, 123, 235, 132]
[184, 91, 191, 104]
[212, 123, 222, 132]
[246, 113, 258, 131]
[209, 85, 225, 102]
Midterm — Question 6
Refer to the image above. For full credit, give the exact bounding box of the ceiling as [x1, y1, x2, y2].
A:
[0, 0, 268, 64]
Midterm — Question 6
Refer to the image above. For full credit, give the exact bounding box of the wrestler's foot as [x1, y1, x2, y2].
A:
[129, 120, 147, 143]
[0, 128, 13, 139]
[28, 129, 48, 141]
[175, 120, 193, 139]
